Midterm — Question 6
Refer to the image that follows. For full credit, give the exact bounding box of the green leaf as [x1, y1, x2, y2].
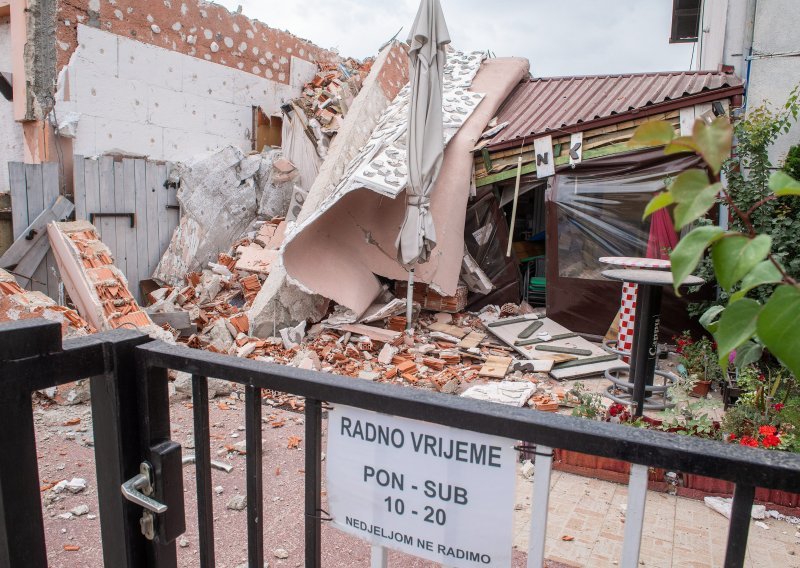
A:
[711, 234, 772, 291]
[734, 341, 763, 368]
[757, 285, 800, 377]
[699, 305, 724, 333]
[692, 117, 733, 175]
[642, 192, 674, 220]
[769, 170, 800, 196]
[668, 169, 719, 229]
[628, 121, 675, 148]
[730, 260, 783, 301]
[669, 225, 725, 295]
[663, 136, 698, 155]
[713, 298, 762, 366]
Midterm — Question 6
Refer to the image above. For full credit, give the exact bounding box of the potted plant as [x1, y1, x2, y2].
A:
[674, 332, 722, 397]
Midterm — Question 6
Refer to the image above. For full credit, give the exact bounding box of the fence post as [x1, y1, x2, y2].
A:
[0, 320, 63, 567]
[91, 329, 155, 567]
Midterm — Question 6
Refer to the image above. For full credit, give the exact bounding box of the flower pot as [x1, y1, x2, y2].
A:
[690, 379, 712, 398]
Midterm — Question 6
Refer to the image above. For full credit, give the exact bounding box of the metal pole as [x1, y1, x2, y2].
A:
[724, 484, 755, 568]
[370, 545, 388, 568]
[629, 283, 662, 417]
[405, 268, 415, 331]
[305, 398, 323, 567]
[620, 464, 649, 568]
[527, 445, 552, 568]
[506, 155, 523, 257]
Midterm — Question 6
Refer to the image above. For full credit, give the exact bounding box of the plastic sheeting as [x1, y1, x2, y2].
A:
[545, 148, 712, 338]
[553, 159, 688, 280]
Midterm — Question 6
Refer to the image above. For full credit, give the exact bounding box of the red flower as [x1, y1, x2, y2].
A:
[773, 403, 785, 412]
[761, 434, 782, 448]
[739, 436, 759, 447]
[758, 373, 766, 382]
[608, 403, 625, 417]
[727, 433, 737, 442]
[759, 425, 777, 436]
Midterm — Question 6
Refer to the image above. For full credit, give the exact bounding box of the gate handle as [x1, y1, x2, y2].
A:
[121, 462, 167, 514]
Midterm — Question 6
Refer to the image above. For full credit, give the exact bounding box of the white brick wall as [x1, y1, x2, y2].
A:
[56, 24, 298, 162]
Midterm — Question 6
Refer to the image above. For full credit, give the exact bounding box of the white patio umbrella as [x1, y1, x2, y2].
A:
[397, 0, 450, 329]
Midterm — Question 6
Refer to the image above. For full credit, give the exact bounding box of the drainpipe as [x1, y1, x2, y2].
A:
[742, 0, 757, 112]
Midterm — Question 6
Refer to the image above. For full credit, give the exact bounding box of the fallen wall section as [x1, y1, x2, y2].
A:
[248, 40, 410, 337]
[48, 219, 172, 341]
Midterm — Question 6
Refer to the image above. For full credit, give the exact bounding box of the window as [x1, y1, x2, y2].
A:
[670, 0, 701, 43]
[252, 106, 282, 151]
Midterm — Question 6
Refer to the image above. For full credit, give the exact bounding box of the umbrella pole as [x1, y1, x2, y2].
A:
[506, 154, 523, 257]
[405, 268, 415, 331]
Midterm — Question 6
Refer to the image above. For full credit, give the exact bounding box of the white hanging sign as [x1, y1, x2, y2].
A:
[569, 132, 583, 165]
[534, 135, 555, 178]
[326, 405, 517, 567]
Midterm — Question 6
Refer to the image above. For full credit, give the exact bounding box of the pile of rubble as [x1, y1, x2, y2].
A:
[293, 58, 370, 141]
[0, 267, 93, 338]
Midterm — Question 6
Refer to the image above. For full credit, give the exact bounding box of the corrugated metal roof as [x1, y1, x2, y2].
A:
[486, 70, 743, 150]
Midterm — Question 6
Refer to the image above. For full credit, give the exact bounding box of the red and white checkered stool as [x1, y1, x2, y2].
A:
[599, 257, 670, 363]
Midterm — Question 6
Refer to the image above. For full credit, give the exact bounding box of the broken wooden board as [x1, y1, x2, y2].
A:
[0, 196, 74, 269]
[426, 321, 468, 338]
[458, 330, 486, 349]
[485, 316, 624, 379]
[479, 355, 512, 379]
[329, 323, 402, 344]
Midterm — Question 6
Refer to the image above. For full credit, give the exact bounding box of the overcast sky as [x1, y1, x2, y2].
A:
[215, 0, 696, 77]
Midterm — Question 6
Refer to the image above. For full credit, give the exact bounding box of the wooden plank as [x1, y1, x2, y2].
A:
[156, 163, 170, 261]
[25, 163, 46, 293]
[41, 162, 60, 299]
[145, 161, 161, 280]
[457, 331, 486, 349]
[0, 196, 73, 268]
[330, 323, 402, 344]
[122, 158, 140, 302]
[8, 162, 28, 240]
[426, 321, 468, 338]
[97, 155, 118, 261]
[1, 197, 73, 289]
[83, 158, 101, 230]
[478, 355, 512, 379]
[165, 163, 180, 249]
[475, 142, 648, 187]
[112, 159, 127, 281]
[134, 159, 150, 286]
[73, 155, 87, 221]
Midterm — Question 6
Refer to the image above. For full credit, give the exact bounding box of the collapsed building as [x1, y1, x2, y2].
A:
[0, 0, 749, 409]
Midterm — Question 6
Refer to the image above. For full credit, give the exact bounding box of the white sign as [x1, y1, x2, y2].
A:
[569, 132, 583, 165]
[533, 135, 555, 178]
[327, 405, 517, 567]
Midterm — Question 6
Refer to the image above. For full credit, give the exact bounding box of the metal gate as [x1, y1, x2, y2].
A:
[1, 318, 799, 567]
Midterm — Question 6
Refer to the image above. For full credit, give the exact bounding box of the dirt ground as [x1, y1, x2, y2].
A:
[35, 391, 536, 568]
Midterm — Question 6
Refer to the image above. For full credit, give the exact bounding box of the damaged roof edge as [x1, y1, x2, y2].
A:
[484, 74, 745, 153]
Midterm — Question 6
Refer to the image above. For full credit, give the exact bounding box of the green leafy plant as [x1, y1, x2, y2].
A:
[659, 400, 719, 439]
[674, 331, 723, 383]
[566, 382, 605, 420]
[629, 102, 800, 378]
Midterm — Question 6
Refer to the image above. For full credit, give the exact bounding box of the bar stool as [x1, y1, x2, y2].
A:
[601, 269, 703, 417]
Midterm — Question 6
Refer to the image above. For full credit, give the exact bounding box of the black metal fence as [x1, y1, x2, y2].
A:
[1, 318, 799, 567]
